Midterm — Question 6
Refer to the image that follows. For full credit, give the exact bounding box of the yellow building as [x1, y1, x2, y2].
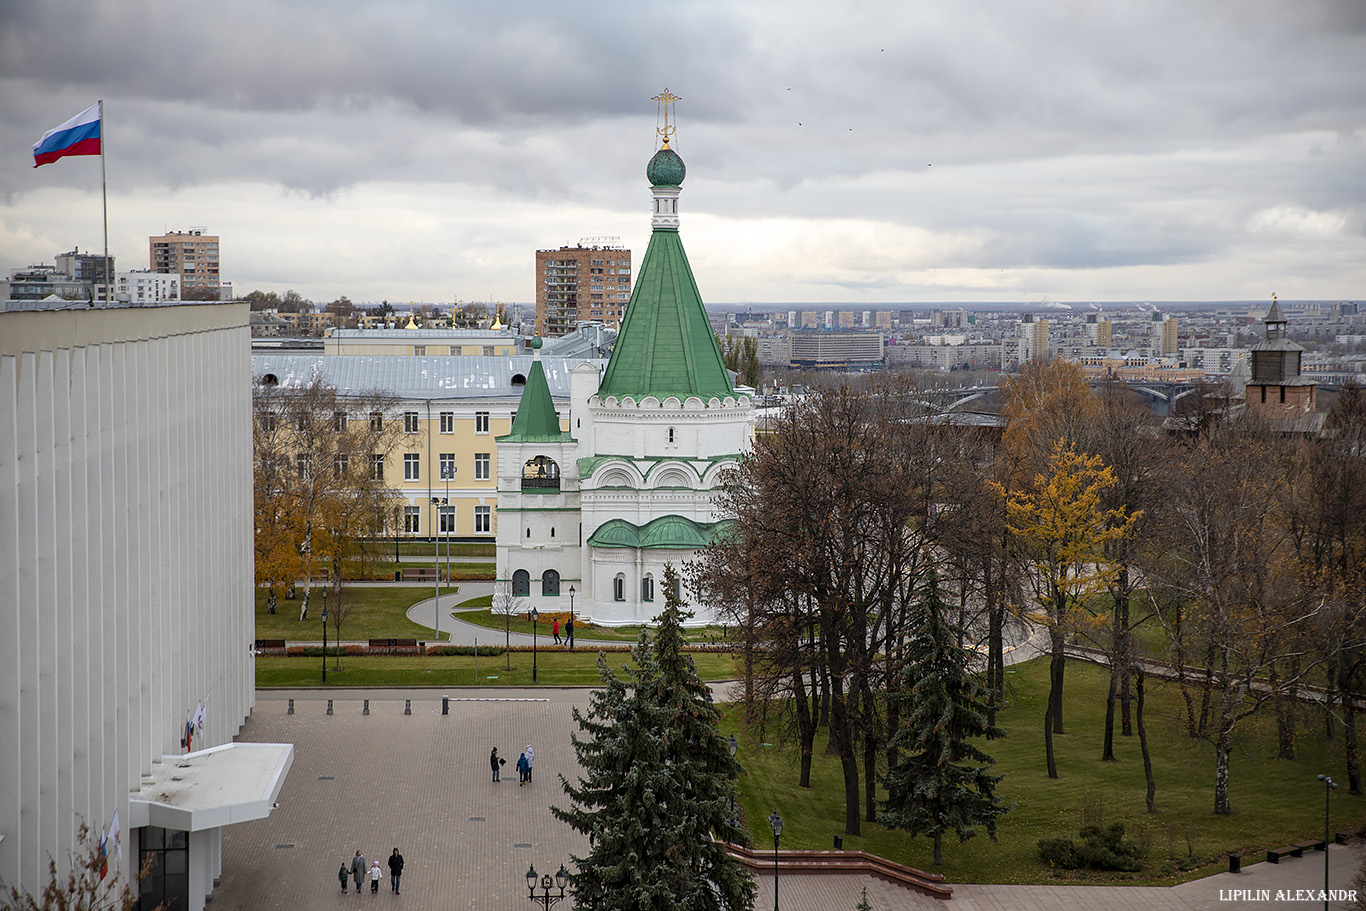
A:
[251, 353, 603, 540]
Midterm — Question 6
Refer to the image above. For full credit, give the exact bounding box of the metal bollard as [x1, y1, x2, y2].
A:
[1228, 853, 1240, 874]
[404, 699, 411, 716]
[363, 699, 370, 715]
[834, 836, 843, 851]
[326, 699, 333, 716]
[442, 695, 449, 716]
[287, 699, 294, 715]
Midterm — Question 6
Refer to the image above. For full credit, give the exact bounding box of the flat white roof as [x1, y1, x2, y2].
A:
[129, 742, 294, 832]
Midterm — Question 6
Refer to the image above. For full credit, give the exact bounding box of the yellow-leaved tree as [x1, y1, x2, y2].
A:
[996, 441, 1140, 779]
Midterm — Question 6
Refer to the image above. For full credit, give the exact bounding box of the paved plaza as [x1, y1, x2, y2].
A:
[214, 689, 1363, 911]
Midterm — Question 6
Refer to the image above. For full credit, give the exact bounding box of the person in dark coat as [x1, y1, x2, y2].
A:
[388, 848, 404, 894]
[350, 850, 366, 894]
[490, 747, 503, 782]
[516, 751, 530, 786]
[565, 617, 574, 648]
[338, 864, 349, 893]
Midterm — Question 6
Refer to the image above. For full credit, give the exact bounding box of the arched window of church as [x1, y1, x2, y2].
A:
[642, 574, 654, 602]
[614, 574, 625, 601]
[550, 527, 555, 538]
[542, 569, 560, 596]
[671, 576, 683, 601]
[667, 427, 675, 444]
[526, 528, 531, 538]
[512, 570, 530, 596]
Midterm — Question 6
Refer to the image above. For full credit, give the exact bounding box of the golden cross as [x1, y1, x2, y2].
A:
[653, 89, 681, 146]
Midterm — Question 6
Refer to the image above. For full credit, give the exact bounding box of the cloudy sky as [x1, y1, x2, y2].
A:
[2, 0, 1363, 306]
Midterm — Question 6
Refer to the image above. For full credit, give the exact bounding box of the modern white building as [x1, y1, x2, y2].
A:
[496, 117, 755, 626]
[1, 299, 290, 911]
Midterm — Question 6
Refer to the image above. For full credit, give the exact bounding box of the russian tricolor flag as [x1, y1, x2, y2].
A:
[33, 102, 102, 167]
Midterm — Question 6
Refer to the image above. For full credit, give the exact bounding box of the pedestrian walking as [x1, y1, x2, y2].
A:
[369, 860, 382, 894]
[525, 744, 534, 782]
[565, 617, 574, 648]
[338, 864, 349, 893]
[350, 850, 366, 894]
[516, 751, 529, 786]
[387, 848, 404, 894]
[552, 617, 560, 645]
[490, 747, 503, 782]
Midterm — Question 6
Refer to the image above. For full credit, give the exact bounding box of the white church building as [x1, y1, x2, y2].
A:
[495, 115, 754, 626]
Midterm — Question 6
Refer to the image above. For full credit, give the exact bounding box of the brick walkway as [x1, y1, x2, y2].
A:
[215, 690, 1363, 911]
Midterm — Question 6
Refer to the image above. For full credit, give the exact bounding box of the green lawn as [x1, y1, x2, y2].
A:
[255, 651, 739, 687]
[724, 657, 1365, 885]
[451, 607, 731, 643]
[255, 586, 459, 641]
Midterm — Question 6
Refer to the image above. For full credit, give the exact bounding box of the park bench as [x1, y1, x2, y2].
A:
[400, 567, 439, 582]
[1262, 846, 1305, 868]
[254, 638, 287, 654]
[367, 637, 420, 655]
[1296, 839, 1327, 853]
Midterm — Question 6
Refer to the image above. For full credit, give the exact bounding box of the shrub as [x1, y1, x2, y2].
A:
[1037, 823, 1146, 872]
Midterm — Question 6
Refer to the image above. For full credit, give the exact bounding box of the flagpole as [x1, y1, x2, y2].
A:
[99, 99, 110, 308]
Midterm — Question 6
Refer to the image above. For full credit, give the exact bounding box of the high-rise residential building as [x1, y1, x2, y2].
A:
[1161, 317, 1178, 355]
[150, 228, 220, 296]
[534, 241, 632, 337]
[1086, 313, 1112, 348]
[1016, 313, 1050, 364]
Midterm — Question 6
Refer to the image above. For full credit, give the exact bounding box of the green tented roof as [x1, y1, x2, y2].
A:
[587, 515, 735, 550]
[497, 360, 573, 442]
[596, 229, 737, 402]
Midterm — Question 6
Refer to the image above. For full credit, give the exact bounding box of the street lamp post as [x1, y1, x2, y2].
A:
[1318, 774, 1336, 911]
[430, 495, 443, 644]
[524, 864, 569, 910]
[441, 464, 455, 592]
[568, 585, 575, 621]
[768, 811, 783, 911]
[320, 601, 329, 685]
[531, 607, 539, 683]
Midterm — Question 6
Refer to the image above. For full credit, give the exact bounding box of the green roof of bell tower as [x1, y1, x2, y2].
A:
[597, 146, 738, 403]
[498, 348, 573, 442]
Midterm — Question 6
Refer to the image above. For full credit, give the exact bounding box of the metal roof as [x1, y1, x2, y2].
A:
[251, 354, 606, 401]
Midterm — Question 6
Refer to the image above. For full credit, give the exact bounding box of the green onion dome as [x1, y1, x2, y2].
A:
[646, 146, 686, 187]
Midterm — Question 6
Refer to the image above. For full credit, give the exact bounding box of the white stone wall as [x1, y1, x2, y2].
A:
[0, 303, 254, 895]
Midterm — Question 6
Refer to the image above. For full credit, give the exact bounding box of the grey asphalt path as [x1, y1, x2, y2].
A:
[404, 588, 639, 649]
[213, 688, 1365, 911]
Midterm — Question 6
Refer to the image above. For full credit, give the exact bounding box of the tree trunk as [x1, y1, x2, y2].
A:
[1048, 631, 1066, 735]
[1118, 584, 1132, 736]
[1137, 668, 1156, 813]
[267, 588, 278, 615]
[830, 682, 862, 835]
[1044, 698, 1058, 779]
[863, 734, 879, 823]
[933, 832, 944, 867]
[1346, 677, 1361, 796]
[1274, 659, 1297, 760]
[1213, 714, 1233, 815]
[1102, 667, 1118, 762]
[793, 668, 815, 788]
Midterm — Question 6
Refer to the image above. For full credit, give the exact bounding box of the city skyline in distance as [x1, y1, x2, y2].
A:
[2, 0, 1363, 306]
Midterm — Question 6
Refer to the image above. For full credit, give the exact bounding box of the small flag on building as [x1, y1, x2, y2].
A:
[98, 830, 108, 881]
[32, 102, 102, 167]
[108, 810, 122, 861]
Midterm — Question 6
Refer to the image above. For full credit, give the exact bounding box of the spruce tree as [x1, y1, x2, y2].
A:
[880, 572, 1009, 866]
[553, 564, 754, 911]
